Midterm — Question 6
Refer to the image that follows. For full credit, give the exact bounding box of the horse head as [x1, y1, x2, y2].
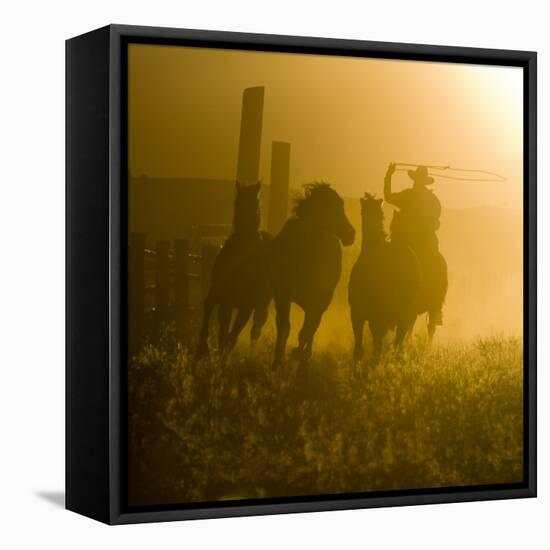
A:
[360, 192, 384, 220]
[234, 181, 261, 233]
[294, 182, 355, 246]
[360, 193, 385, 244]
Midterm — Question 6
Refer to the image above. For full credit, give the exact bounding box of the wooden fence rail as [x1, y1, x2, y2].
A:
[128, 232, 220, 353]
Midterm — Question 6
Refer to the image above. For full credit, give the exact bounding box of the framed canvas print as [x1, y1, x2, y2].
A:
[66, 24, 537, 524]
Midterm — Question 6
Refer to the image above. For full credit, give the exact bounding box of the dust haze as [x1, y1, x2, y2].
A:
[128, 44, 523, 347]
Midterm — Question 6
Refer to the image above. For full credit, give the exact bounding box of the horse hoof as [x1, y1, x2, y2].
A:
[290, 348, 310, 363]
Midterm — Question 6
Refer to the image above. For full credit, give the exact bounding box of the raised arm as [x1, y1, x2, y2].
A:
[384, 162, 399, 205]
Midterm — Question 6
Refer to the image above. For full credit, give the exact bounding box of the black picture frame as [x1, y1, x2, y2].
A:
[66, 24, 537, 525]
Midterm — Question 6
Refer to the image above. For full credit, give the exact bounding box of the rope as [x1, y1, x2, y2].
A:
[394, 163, 507, 183]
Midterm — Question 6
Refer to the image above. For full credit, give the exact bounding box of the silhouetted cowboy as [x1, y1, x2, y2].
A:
[384, 163, 441, 256]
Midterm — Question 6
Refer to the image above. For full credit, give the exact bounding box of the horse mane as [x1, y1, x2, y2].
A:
[293, 181, 334, 218]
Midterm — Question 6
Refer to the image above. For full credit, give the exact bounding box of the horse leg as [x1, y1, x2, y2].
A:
[427, 315, 437, 341]
[395, 311, 416, 350]
[292, 308, 323, 362]
[427, 252, 447, 342]
[369, 320, 385, 364]
[273, 297, 291, 366]
[196, 297, 215, 359]
[250, 304, 269, 346]
[217, 304, 232, 352]
[351, 308, 365, 362]
[427, 308, 442, 341]
[395, 318, 414, 360]
[227, 306, 253, 352]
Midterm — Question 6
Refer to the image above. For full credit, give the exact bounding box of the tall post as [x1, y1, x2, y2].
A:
[129, 232, 146, 354]
[236, 86, 264, 186]
[174, 239, 190, 342]
[267, 141, 291, 236]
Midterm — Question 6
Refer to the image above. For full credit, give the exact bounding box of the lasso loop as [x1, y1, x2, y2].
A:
[394, 163, 506, 183]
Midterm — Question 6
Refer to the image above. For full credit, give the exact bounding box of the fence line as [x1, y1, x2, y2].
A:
[128, 232, 221, 353]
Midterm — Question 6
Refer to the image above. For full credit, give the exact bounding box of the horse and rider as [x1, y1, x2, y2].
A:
[383, 163, 448, 338]
[347, 162, 448, 362]
[197, 163, 447, 365]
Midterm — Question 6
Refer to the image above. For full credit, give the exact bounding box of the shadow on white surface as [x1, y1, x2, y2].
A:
[35, 491, 65, 509]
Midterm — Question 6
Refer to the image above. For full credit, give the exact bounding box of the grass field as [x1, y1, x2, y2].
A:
[127, 334, 523, 506]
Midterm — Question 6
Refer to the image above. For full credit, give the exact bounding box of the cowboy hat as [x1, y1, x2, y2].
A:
[408, 165, 434, 186]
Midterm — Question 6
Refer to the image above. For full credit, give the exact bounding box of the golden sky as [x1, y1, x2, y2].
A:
[128, 43, 523, 210]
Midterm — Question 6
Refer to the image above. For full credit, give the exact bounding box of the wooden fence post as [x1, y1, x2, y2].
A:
[174, 239, 190, 341]
[268, 141, 291, 236]
[236, 86, 265, 185]
[129, 232, 146, 354]
[155, 240, 170, 342]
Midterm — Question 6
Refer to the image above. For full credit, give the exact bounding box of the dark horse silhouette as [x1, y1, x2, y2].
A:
[196, 181, 272, 358]
[348, 194, 420, 363]
[270, 182, 355, 364]
[391, 214, 448, 339]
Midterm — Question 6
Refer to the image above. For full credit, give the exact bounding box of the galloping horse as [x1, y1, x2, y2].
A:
[196, 181, 272, 359]
[348, 194, 420, 362]
[270, 183, 355, 365]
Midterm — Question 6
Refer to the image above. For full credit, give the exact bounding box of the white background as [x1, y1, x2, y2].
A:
[0, 0, 547, 547]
